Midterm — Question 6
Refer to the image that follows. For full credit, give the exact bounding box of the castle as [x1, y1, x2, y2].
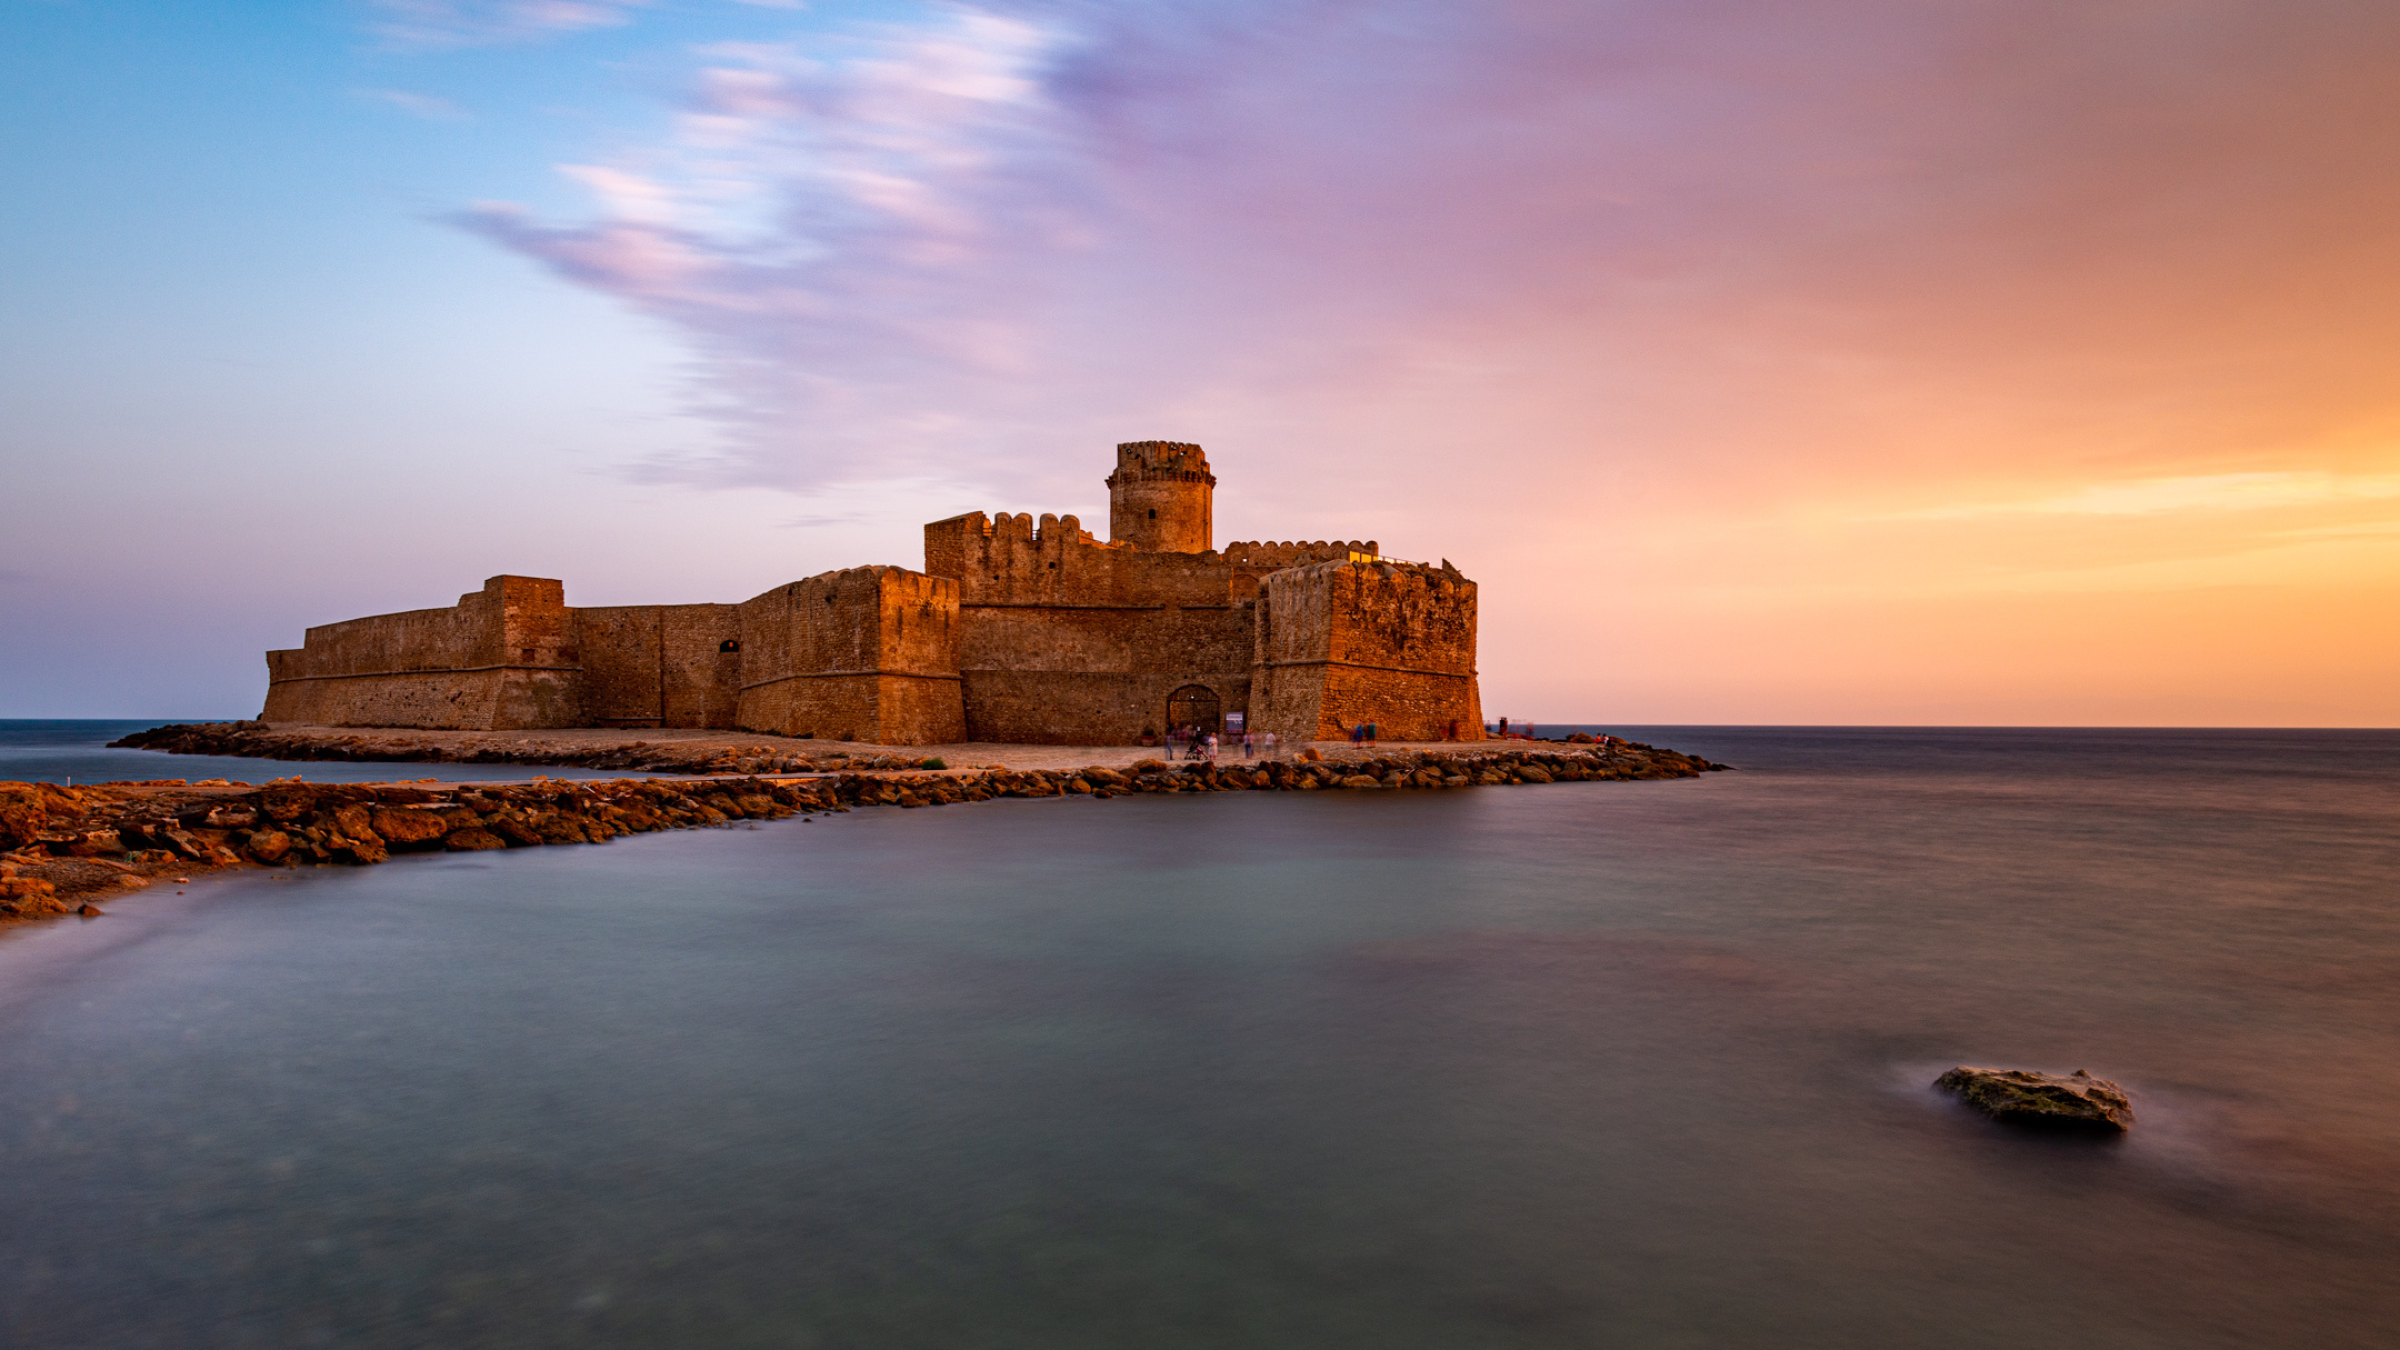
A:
[260, 443, 1484, 746]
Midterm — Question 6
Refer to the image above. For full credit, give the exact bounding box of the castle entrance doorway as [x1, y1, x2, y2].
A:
[1166, 684, 1221, 735]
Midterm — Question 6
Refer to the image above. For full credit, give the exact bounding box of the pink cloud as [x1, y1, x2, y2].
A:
[455, 0, 2400, 522]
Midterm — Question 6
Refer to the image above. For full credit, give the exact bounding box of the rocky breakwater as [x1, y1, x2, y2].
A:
[107, 722, 923, 777]
[3, 741, 1723, 926]
[0, 776, 846, 921]
[826, 741, 1724, 806]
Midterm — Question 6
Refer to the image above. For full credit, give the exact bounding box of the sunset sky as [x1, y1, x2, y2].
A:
[4, 0, 2396, 724]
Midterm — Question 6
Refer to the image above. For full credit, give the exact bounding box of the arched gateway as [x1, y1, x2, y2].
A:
[1165, 684, 1221, 735]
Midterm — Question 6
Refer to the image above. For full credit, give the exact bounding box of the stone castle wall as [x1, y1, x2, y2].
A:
[734, 566, 964, 745]
[257, 442, 1480, 745]
[918, 513, 1380, 743]
[262, 576, 585, 730]
[1253, 559, 1484, 742]
[574, 604, 743, 730]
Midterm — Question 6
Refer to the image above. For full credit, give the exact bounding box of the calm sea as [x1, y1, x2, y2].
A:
[2, 726, 2397, 1347]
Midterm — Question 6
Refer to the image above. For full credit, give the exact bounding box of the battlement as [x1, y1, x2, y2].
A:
[1220, 540, 1379, 570]
[1107, 440, 1215, 484]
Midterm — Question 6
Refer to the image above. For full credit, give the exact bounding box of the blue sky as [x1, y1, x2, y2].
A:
[6, 1, 2397, 724]
[4, 1, 899, 715]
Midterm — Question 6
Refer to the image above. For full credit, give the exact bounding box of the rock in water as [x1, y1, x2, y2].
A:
[1935, 1066, 2135, 1132]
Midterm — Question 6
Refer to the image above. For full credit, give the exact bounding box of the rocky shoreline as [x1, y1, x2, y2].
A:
[4, 739, 1725, 925]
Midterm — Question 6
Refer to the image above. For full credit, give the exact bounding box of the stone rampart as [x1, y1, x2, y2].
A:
[734, 566, 965, 745]
[261, 576, 585, 730]
[1252, 559, 1483, 742]
[574, 604, 743, 729]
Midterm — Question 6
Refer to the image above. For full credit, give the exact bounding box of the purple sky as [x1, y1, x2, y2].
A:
[5, 1, 2397, 723]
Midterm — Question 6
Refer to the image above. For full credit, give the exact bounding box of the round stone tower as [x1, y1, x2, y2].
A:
[1106, 441, 1216, 553]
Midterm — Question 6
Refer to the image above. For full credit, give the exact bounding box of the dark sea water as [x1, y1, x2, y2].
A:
[0, 720, 646, 786]
[2, 727, 2397, 1347]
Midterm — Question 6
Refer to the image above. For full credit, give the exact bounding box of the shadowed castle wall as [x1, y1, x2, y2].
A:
[574, 604, 742, 729]
[1252, 559, 1484, 742]
[734, 566, 964, 745]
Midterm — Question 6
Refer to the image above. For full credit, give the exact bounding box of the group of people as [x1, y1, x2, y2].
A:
[1163, 726, 1281, 763]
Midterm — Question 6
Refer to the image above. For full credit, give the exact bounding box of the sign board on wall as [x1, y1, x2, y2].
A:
[1225, 712, 1245, 732]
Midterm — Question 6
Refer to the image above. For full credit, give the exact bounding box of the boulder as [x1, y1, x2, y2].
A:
[246, 830, 293, 864]
[0, 785, 46, 852]
[65, 829, 125, 858]
[532, 813, 588, 845]
[330, 804, 381, 844]
[259, 784, 318, 824]
[0, 876, 67, 918]
[1338, 775, 1383, 789]
[369, 808, 450, 848]
[486, 815, 544, 847]
[444, 828, 507, 852]
[157, 827, 212, 861]
[1935, 1066, 2135, 1132]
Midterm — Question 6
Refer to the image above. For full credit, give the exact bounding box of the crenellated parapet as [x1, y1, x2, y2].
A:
[924, 509, 1227, 609]
[1220, 540, 1379, 570]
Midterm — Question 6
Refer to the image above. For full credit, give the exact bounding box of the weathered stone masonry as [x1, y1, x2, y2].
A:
[259, 442, 1485, 745]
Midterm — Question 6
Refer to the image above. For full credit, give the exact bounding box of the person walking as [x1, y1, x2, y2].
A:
[1203, 732, 1219, 764]
[1263, 730, 1278, 760]
[1242, 730, 1255, 759]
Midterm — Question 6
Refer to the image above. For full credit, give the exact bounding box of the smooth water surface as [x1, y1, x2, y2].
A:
[0, 720, 646, 786]
[2, 729, 2397, 1347]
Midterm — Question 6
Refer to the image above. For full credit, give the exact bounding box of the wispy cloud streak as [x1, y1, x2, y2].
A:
[453, 0, 2400, 528]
